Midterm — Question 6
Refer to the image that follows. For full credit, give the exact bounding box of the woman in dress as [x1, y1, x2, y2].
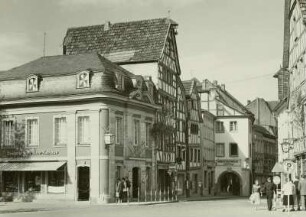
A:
[251, 180, 261, 210]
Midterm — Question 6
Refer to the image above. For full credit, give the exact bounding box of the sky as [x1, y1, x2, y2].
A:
[0, 0, 284, 105]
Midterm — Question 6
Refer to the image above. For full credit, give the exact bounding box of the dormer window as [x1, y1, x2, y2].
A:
[77, 71, 90, 89]
[26, 75, 39, 92]
[114, 72, 124, 90]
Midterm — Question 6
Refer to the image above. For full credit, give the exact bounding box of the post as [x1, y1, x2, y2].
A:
[185, 101, 190, 198]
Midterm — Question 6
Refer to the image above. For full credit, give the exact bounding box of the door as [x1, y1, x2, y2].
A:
[77, 167, 90, 201]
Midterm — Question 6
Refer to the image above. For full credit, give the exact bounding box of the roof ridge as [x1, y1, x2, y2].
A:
[67, 17, 170, 31]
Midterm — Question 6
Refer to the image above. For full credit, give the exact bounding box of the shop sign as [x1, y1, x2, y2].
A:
[215, 159, 241, 167]
[3, 149, 60, 158]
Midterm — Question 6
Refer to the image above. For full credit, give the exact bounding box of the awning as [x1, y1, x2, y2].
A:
[272, 162, 284, 173]
[0, 161, 66, 171]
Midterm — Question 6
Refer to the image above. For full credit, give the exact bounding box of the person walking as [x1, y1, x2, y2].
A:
[294, 176, 301, 211]
[282, 178, 295, 212]
[250, 180, 261, 210]
[121, 178, 128, 203]
[125, 176, 131, 203]
[298, 174, 306, 210]
[262, 177, 276, 211]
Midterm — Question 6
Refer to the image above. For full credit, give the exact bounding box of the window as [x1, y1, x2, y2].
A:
[216, 121, 224, 133]
[54, 117, 67, 146]
[216, 143, 225, 157]
[77, 116, 90, 145]
[230, 143, 238, 157]
[48, 169, 65, 188]
[25, 171, 41, 192]
[26, 75, 39, 92]
[145, 123, 151, 147]
[134, 119, 140, 145]
[217, 103, 224, 116]
[115, 117, 123, 145]
[191, 124, 198, 134]
[26, 118, 39, 146]
[2, 120, 14, 147]
[229, 121, 237, 132]
[76, 71, 90, 88]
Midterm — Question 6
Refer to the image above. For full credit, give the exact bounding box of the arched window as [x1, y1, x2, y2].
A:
[26, 75, 39, 92]
[76, 70, 90, 89]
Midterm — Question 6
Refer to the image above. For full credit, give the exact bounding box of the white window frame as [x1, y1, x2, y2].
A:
[115, 116, 123, 145]
[76, 71, 90, 89]
[2, 118, 15, 148]
[216, 143, 225, 157]
[26, 75, 39, 93]
[53, 115, 67, 147]
[25, 117, 39, 147]
[229, 121, 238, 132]
[134, 119, 140, 146]
[77, 115, 91, 145]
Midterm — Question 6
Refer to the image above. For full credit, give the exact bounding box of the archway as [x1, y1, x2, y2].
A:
[218, 171, 241, 196]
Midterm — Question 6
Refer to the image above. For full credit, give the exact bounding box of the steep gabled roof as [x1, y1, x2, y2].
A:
[266, 101, 279, 111]
[63, 18, 177, 63]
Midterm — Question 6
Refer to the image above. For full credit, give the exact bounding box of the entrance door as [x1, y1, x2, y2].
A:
[218, 172, 241, 196]
[78, 167, 90, 201]
[132, 167, 140, 198]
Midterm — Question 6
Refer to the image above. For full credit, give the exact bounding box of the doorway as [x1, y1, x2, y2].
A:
[132, 167, 140, 198]
[77, 167, 90, 201]
[218, 172, 241, 196]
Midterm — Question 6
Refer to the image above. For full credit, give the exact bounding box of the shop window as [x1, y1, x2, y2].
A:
[48, 169, 65, 193]
[3, 171, 18, 192]
[2, 120, 15, 147]
[77, 116, 90, 145]
[54, 117, 67, 146]
[230, 143, 238, 157]
[26, 118, 39, 147]
[25, 171, 41, 192]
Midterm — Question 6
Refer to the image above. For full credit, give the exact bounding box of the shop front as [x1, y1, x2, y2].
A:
[0, 161, 67, 200]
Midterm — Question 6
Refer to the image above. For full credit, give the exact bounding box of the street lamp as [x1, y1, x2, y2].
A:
[104, 133, 115, 148]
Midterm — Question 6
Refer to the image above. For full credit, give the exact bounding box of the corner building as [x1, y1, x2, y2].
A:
[0, 53, 160, 203]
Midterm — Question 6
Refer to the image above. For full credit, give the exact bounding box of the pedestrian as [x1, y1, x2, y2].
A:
[122, 178, 128, 203]
[261, 177, 276, 211]
[298, 174, 306, 210]
[125, 176, 131, 202]
[282, 178, 295, 212]
[250, 180, 261, 210]
[115, 178, 122, 204]
[294, 176, 301, 211]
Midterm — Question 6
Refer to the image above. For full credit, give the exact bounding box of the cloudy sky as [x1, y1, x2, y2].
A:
[0, 0, 284, 104]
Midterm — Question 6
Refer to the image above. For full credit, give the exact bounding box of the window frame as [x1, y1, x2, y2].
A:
[26, 75, 39, 93]
[76, 70, 91, 89]
[216, 143, 225, 157]
[115, 116, 123, 145]
[133, 119, 140, 146]
[229, 121, 238, 132]
[229, 143, 239, 157]
[145, 122, 151, 147]
[216, 121, 224, 133]
[25, 117, 39, 147]
[53, 115, 67, 147]
[77, 115, 91, 146]
[2, 118, 15, 148]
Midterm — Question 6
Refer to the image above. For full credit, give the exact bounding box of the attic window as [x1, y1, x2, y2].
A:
[114, 73, 124, 90]
[26, 75, 39, 93]
[76, 71, 90, 89]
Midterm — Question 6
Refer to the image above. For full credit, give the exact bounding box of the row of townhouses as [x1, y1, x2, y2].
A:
[0, 17, 278, 203]
[273, 0, 306, 184]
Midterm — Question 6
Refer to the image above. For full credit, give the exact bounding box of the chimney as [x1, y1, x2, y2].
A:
[104, 21, 111, 31]
[213, 80, 218, 86]
[221, 84, 225, 91]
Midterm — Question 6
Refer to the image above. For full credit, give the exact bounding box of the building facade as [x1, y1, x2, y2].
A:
[275, 0, 306, 181]
[63, 18, 185, 196]
[0, 53, 160, 203]
[200, 110, 216, 196]
[246, 98, 278, 184]
[198, 80, 253, 196]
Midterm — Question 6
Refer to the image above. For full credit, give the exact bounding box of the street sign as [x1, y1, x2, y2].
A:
[273, 176, 281, 185]
[283, 160, 295, 173]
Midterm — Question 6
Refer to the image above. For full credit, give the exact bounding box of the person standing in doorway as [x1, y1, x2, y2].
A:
[294, 176, 301, 211]
[298, 174, 306, 210]
[262, 177, 276, 211]
[125, 176, 131, 203]
[121, 178, 128, 203]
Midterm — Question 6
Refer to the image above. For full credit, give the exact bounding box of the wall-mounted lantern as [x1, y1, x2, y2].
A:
[104, 133, 115, 147]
